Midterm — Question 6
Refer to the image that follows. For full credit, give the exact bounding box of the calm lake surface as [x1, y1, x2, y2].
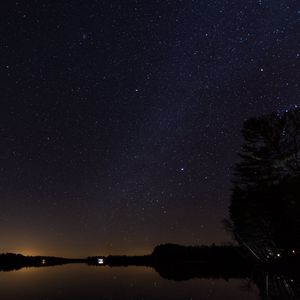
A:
[0, 264, 260, 300]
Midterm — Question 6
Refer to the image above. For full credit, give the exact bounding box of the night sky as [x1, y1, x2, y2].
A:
[1, 1, 299, 257]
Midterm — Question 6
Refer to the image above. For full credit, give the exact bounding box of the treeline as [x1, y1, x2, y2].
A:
[0, 253, 83, 271]
[87, 255, 152, 266]
[87, 244, 252, 267]
[151, 243, 248, 265]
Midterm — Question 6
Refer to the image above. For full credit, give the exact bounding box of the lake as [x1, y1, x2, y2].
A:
[0, 264, 261, 300]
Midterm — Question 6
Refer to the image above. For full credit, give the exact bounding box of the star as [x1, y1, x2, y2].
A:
[1, 0, 298, 257]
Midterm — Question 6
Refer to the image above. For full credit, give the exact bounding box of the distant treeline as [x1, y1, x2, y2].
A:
[0, 253, 84, 272]
[87, 255, 152, 266]
[2, 243, 299, 273]
[152, 243, 248, 264]
[87, 243, 252, 267]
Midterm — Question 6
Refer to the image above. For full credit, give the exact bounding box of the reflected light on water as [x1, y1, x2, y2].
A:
[0, 264, 260, 300]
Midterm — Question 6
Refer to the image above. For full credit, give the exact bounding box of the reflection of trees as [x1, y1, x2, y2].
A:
[153, 262, 300, 300]
[228, 109, 300, 260]
[1, 250, 300, 299]
[253, 271, 300, 300]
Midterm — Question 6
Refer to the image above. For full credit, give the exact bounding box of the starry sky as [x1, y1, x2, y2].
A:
[0, 1, 299, 257]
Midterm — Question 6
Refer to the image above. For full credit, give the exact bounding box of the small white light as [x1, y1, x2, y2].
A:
[292, 250, 295, 254]
[277, 253, 281, 257]
[41, 259, 46, 264]
[97, 258, 104, 264]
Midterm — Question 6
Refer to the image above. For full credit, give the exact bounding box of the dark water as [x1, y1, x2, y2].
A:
[0, 264, 260, 300]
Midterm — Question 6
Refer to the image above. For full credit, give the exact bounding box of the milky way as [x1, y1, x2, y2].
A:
[0, 1, 299, 256]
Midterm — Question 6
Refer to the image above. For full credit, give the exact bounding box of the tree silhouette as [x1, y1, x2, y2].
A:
[229, 108, 300, 260]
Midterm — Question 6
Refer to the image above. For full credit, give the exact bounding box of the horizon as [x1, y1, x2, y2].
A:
[0, 239, 235, 258]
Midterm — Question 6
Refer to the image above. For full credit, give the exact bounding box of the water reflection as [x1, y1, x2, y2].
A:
[254, 272, 300, 300]
[0, 262, 299, 300]
[156, 263, 300, 299]
[0, 264, 259, 300]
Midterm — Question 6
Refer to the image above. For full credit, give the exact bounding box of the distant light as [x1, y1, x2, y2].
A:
[97, 258, 104, 264]
[41, 259, 46, 264]
[277, 253, 281, 257]
[292, 250, 295, 254]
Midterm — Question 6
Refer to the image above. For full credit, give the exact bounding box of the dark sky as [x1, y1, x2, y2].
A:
[1, 1, 299, 257]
